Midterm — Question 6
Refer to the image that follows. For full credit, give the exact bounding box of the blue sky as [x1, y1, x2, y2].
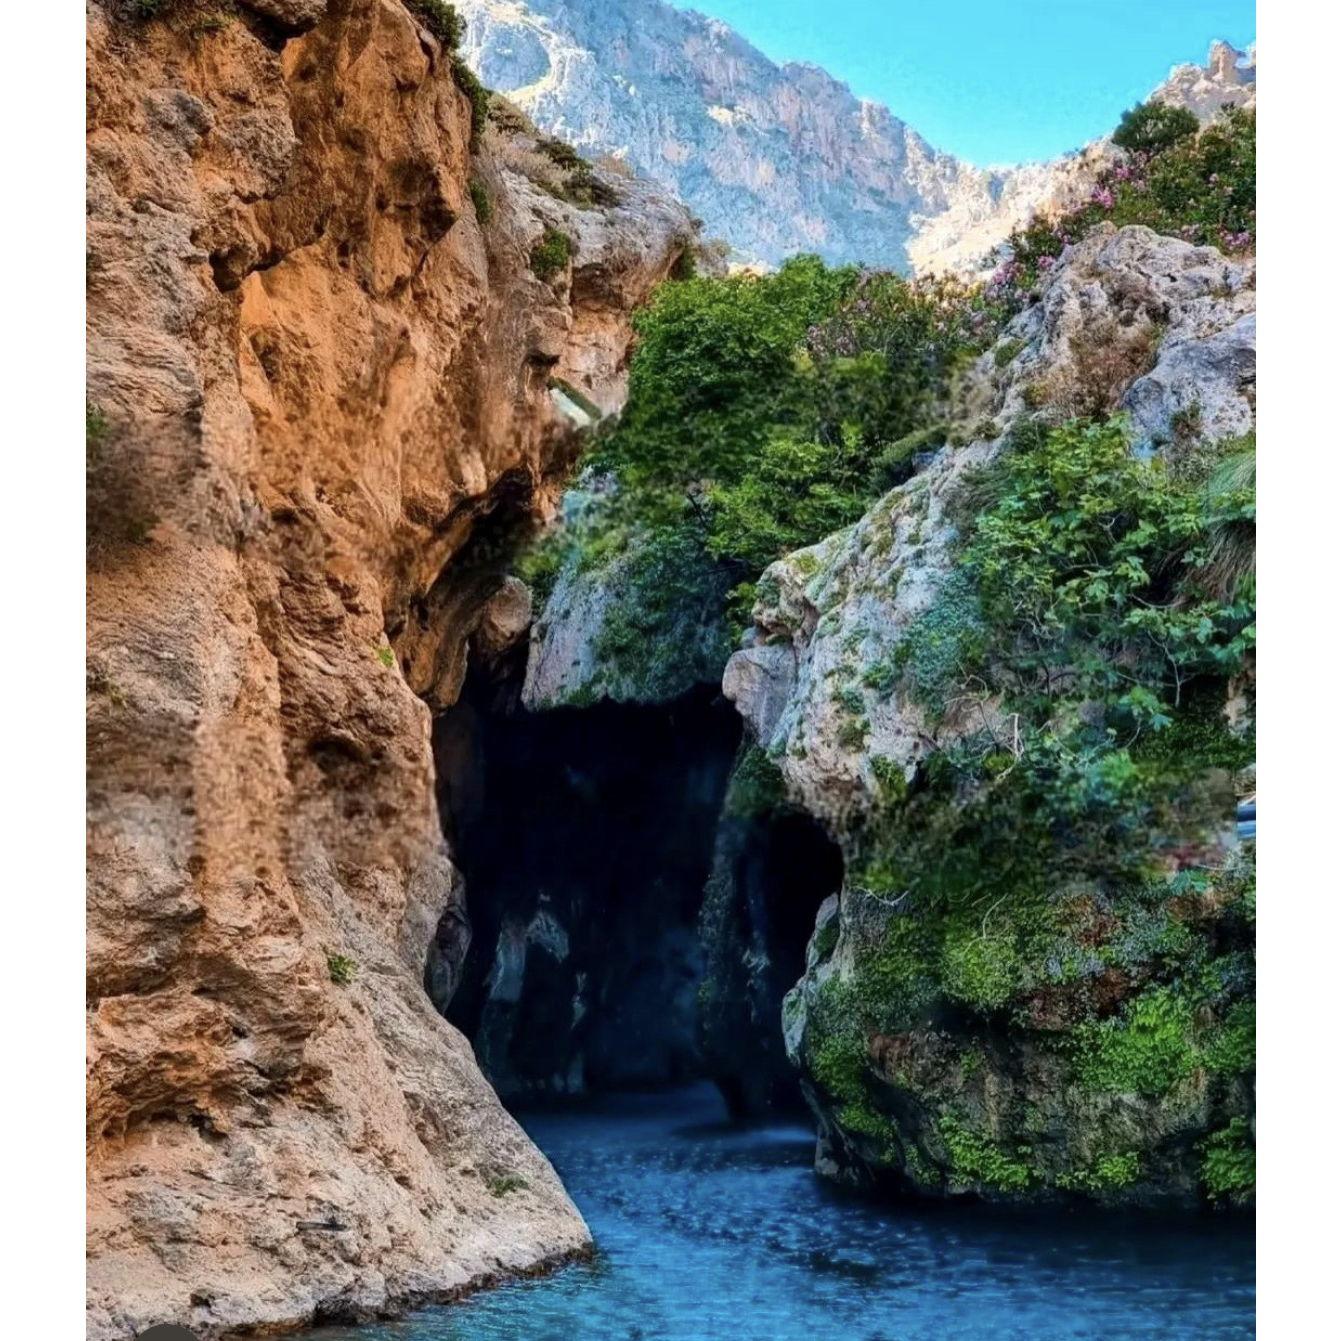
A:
[667, 0, 1255, 165]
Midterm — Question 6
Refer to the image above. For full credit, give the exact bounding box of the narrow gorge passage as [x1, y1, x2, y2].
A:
[426, 663, 844, 1111]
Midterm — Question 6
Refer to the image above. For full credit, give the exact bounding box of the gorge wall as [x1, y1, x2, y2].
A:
[85, 3, 690, 1336]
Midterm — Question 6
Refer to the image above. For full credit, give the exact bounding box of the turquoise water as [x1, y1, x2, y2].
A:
[312, 1085, 1254, 1340]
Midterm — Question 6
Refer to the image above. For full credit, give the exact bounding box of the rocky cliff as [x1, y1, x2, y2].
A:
[85, 3, 689, 1336]
[725, 225, 1256, 1204]
[457, 1, 1253, 273]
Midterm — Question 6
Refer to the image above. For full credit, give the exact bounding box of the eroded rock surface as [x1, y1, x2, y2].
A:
[726, 226, 1256, 829]
[86, 3, 688, 1335]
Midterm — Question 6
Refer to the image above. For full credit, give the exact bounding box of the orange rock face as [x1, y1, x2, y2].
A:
[85, 3, 690, 1335]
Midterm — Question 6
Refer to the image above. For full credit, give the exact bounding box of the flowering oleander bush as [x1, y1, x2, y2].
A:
[991, 106, 1255, 310]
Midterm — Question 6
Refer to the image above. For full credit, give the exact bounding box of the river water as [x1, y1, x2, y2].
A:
[311, 1084, 1254, 1341]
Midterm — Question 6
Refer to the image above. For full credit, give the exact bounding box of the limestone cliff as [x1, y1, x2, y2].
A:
[457, 1, 1253, 274]
[85, 3, 689, 1336]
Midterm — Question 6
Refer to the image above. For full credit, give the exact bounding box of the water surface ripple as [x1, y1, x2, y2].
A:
[311, 1084, 1253, 1341]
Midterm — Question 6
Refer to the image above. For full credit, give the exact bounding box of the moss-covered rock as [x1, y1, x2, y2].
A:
[785, 850, 1255, 1207]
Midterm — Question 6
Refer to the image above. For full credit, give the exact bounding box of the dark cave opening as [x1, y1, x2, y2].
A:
[429, 674, 744, 1100]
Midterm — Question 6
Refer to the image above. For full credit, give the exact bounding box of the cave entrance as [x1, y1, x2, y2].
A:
[429, 675, 742, 1101]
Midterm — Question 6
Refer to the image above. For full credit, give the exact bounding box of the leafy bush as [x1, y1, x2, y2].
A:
[529, 228, 572, 280]
[1112, 100, 1200, 155]
[567, 256, 1000, 658]
[1199, 1118, 1254, 1203]
[992, 107, 1255, 306]
[967, 417, 1255, 712]
[487, 1173, 529, 1197]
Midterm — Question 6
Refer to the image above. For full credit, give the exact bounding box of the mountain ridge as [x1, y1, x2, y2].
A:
[458, 0, 1254, 272]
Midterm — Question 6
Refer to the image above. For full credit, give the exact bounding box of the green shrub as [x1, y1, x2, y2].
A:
[451, 58, 490, 150]
[529, 228, 572, 280]
[327, 952, 358, 986]
[487, 1173, 529, 1197]
[994, 107, 1255, 305]
[1199, 1118, 1254, 1204]
[405, 0, 464, 48]
[1112, 101, 1200, 156]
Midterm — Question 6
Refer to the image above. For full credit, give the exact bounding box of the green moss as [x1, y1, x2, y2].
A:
[1199, 1118, 1254, 1204]
[1073, 986, 1197, 1096]
[835, 685, 865, 715]
[1203, 999, 1255, 1076]
[811, 919, 840, 962]
[375, 644, 396, 669]
[549, 377, 602, 421]
[937, 1114, 1034, 1193]
[724, 745, 788, 819]
[1057, 1151, 1142, 1194]
[468, 177, 492, 224]
[869, 755, 908, 804]
[939, 926, 1024, 1011]
[529, 228, 572, 281]
[487, 1173, 529, 1197]
[893, 570, 986, 715]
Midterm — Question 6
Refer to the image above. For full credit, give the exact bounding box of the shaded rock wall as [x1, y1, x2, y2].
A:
[86, 3, 689, 1336]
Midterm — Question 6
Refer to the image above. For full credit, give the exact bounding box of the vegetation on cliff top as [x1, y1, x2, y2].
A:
[991, 104, 1255, 308]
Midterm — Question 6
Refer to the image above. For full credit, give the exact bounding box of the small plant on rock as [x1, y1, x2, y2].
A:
[530, 228, 572, 281]
[326, 952, 358, 986]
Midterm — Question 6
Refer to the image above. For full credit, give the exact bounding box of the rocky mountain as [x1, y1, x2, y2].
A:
[85, 3, 689, 1335]
[458, 0, 1253, 273]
